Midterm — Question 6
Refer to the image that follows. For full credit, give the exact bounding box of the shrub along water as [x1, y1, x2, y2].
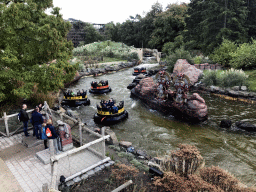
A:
[202, 69, 248, 88]
[73, 41, 139, 63]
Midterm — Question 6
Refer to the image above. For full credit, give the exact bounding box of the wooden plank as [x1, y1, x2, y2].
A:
[4, 112, 9, 137]
[101, 127, 105, 159]
[112, 180, 133, 192]
[65, 157, 111, 182]
[4, 109, 33, 118]
[50, 161, 59, 190]
[51, 135, 110, 162]
[0, 131, 7, 137]
[79, 122, 83, 146]
[9, 125, 23, 136]
[82, 125, 101, 138]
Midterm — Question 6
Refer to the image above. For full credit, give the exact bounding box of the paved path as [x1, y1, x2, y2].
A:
[0, 131, 105, 192]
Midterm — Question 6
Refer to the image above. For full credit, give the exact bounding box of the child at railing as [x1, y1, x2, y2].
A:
[41, 123, 48, 149]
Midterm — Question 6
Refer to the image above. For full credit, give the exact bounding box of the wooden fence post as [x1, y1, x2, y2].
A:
[49, 139, 55, 156]
[101, 126, 105, 159]
[42, 183, 49, 192]
[50, 160, 59, 190]
[79, 122, 83, 146]
[3, 112, 9, 137]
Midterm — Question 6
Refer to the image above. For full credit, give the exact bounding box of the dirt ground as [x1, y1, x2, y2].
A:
[63, 128, 155, 192]
[66, 144, 154, 192]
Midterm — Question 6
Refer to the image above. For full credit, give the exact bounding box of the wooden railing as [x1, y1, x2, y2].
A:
[42, 101, 111, 190]
[0, 109, 34, 137]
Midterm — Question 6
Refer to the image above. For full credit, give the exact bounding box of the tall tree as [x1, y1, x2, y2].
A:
[149, 3, 188, 51]
[82, 22, 103, 45]
[185, 0, 248, 54]
[140, 2, 163, 48]
[0, 0, 77, 102]
[246, 0, 256, 40]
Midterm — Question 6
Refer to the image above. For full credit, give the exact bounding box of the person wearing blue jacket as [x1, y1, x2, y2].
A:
[30, 107, 44, 139]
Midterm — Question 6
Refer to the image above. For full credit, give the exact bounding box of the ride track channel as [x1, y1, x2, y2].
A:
[65, 63, 256, 187]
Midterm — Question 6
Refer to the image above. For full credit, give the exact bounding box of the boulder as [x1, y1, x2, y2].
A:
[136, 150, 149, 159]
[210, 86, 220, 93]
[232, 86, 240, 91]
[240, 86, 247, 91]
[134, 77, 157, 98]
[235, 121, 256, 132]
[186, 93, 208, 119]
[127, 83, 137, 90]
[119, 141, 132, 148]
[173, 59, 203, 85]
[220, 119, 232, 128]
[105, 66, 115, 71]
[105, 128, 119, 145]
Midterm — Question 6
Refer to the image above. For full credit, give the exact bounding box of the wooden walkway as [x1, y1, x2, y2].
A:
[0, 131, 109, 192]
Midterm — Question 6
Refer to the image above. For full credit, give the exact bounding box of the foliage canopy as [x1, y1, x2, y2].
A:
[0, 0, 77, 102]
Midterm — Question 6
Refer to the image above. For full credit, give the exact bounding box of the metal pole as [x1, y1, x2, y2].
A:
[3, 112, 9, 137]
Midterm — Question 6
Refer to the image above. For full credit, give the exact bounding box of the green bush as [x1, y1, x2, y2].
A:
[193, 56, 202, 64]
[202, 70, 218, 86]
[128, 52, 139, 61]
[219, 68, 248, 87]
[244, 70, 256, 92]
[166, 47, 193, 73]
[202, 69, 248, 88]
[209, 39, 237, 67]
[230, 39, 256, 69]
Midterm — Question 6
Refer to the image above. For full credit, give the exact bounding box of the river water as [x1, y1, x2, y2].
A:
[68, 63, 256, 186]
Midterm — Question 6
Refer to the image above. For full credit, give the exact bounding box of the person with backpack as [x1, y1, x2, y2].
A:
[45, 119, 59, 154]
[19, 104, 30, 137]
[41, 123, 48, 149]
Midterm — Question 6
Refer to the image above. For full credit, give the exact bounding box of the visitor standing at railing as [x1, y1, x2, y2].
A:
[45, 119, 59, 154]
[31, 107, 44, 139]
[19, 104, 30, 137]
[41, 123, 48, 149]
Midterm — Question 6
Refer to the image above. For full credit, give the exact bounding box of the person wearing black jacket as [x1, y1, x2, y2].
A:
[30, 107, 44, 139]
[19, 104, 30, 137]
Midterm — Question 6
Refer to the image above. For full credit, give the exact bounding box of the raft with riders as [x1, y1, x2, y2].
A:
[89, 80, 112, 94]
[133, 67, 147, 76]
[94, 99, 128, 125]
[61, 89, 90, 107]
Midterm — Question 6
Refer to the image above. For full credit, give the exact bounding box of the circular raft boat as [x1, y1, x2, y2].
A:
[133, 67, 147, 76]
[61, 90, 90, 107]
[89, 80, 112, 94]
[94, 100, 128, 125]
